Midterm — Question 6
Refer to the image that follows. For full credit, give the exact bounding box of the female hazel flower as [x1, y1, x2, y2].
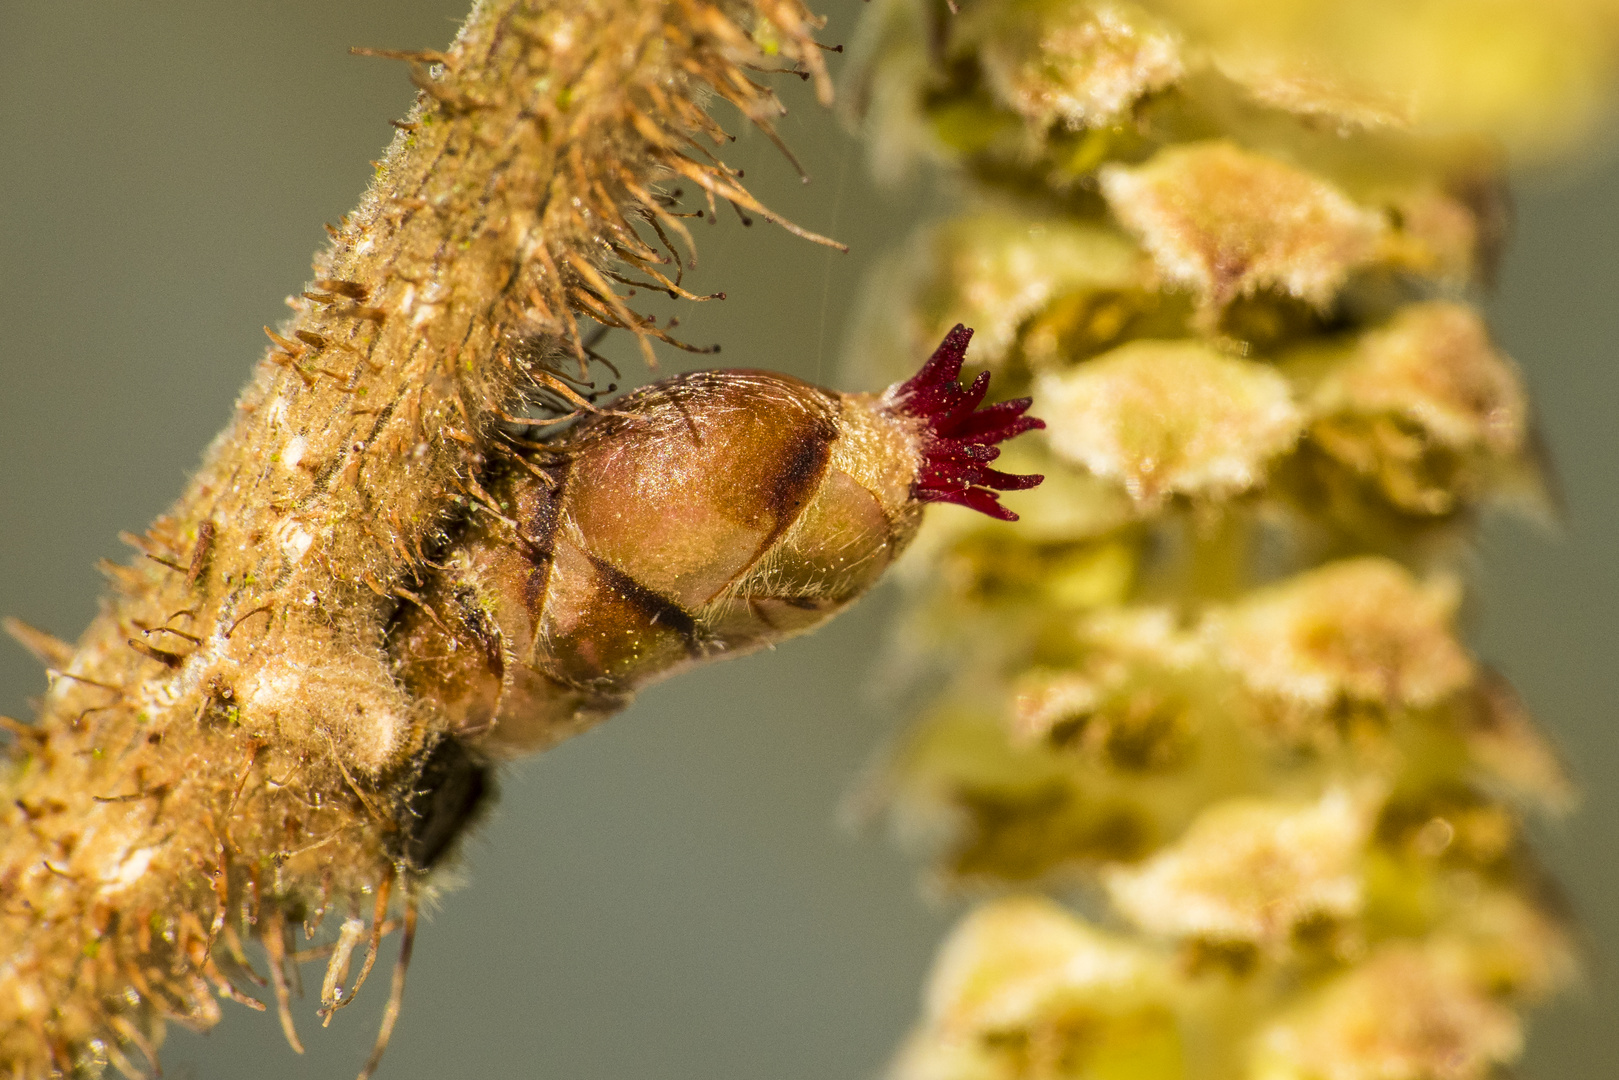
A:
[391, 325, 1042, 759]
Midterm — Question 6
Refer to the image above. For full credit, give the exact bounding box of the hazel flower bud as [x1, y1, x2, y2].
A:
[1036, 339, 1303, 507]
[392, 326, 1043, 756]
[844, 211, 1145, 386]
[1099, 141, 1388, 321]
[1204, 557, 1473, 740]
[1253, 943, 1522, 1080]
[1102, 787, 1374, 955]
[894, 897, 1179, 1080]
[967, 0, 1184, 133]
[1289, 302, 1531, 519]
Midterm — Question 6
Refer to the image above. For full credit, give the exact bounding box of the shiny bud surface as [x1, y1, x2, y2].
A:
[392, 326, 1043, 755]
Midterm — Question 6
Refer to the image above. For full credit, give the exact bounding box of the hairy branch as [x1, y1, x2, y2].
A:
[0, 1, 833, 1072]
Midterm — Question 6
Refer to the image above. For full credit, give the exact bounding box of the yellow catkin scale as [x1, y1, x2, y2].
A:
[391, 326, 1044, 760]
[842, 3, 1596, 1080]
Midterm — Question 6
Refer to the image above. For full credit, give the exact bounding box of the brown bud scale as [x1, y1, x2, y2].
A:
[393, 327, 1043, 757]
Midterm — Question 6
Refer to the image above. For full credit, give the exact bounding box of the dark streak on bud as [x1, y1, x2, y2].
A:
[394, 736, 491, 872]
[583, 551, 703, 657]
[390, 327, 1042, 758]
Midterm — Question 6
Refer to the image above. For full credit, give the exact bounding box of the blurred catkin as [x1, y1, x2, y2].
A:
[842, 1, 1614, 1078]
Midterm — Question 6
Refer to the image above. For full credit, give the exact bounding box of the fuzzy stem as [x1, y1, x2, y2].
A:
[0, 0, 828, 1071]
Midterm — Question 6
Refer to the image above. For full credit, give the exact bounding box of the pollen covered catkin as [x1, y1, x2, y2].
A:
[843, 1, 1600, 1077]
[392, 325, 1043, 756]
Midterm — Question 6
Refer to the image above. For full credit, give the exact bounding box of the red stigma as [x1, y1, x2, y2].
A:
[883, 324, 1045, 521]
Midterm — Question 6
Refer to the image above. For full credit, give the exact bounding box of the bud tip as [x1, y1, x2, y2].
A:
[885, 324, 1045, 521]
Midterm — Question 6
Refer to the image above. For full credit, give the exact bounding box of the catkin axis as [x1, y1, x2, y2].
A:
[392, 325, 1045, 759]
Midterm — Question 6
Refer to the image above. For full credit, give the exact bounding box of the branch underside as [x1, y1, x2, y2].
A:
[0, 1, 832, 1073]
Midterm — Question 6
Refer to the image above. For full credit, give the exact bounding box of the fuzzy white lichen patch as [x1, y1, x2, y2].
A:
[280, 435, 307, 471]
[243, 665, 303, 716]
[98, 846, 156, 896]
[275, 520, 315, 566]
[410, 281, 451, 332]
[6, 971, 43, 1016]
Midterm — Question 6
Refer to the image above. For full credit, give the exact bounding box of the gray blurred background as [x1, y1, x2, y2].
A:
[1, 3, 1614, 1078]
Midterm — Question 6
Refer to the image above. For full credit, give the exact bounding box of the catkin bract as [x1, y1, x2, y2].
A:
[843, 0, 1605, 1077]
